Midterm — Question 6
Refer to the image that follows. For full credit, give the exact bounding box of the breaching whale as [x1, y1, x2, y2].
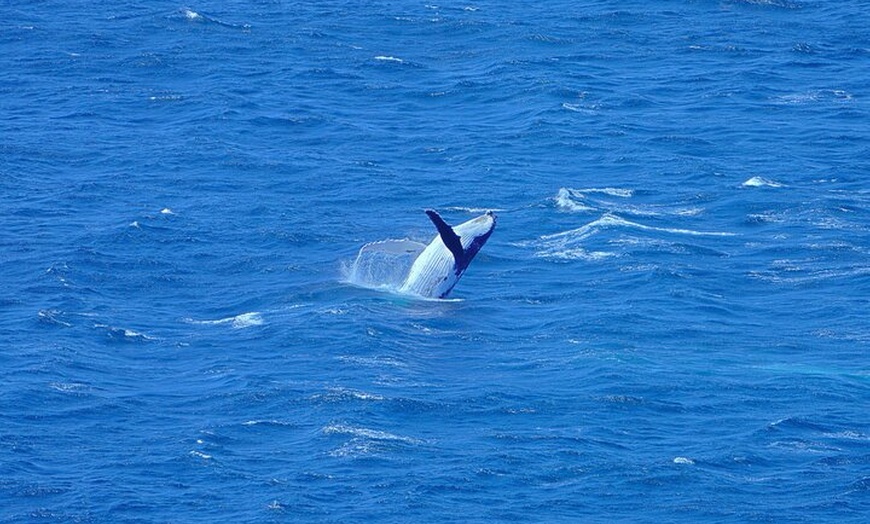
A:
[399, 209, 496, 299]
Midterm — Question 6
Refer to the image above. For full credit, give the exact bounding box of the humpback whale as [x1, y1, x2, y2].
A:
[399, 209, 496, 299]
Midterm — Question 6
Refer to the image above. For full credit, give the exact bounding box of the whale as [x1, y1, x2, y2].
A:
[398, 209, 496, 299]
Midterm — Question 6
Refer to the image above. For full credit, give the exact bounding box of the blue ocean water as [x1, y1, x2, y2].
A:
[2, 0, 869, 521]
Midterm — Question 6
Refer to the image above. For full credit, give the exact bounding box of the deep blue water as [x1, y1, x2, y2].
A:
[2, 1, 869, 522]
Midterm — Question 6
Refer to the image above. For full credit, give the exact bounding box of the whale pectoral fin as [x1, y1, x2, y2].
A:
[425, 209, 464, 265]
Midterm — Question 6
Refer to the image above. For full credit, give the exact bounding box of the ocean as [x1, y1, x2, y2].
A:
[2, 1, 869, 522]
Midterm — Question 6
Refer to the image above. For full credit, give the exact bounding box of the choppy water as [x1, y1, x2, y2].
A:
[2, 1, 869, 522]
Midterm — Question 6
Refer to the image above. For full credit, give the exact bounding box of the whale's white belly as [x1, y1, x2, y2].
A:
[399, 239, 457, 298]
[396, 209, 495, 299]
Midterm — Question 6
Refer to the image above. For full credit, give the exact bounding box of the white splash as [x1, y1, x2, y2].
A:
[343, 238, 425, 293]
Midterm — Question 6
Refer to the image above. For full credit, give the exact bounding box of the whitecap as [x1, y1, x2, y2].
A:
[587, 187, 631, 197]
[242, 420, 294, 427]
[561, 102, 597, 114]
[555, 187, 647, 216]
[444, 206, 505, 214]
[49, 382, 90, 393]
[148, 94, 183, 102]
[563, 187, 633, 198]
[675, 207, 704, 217]
[185, 312, 264, 329]
[323, 424, 421, 444]
[37, 309, 73, 327]
[122, 329, 152, 339]
[555, 187, 707, 219]
[555, 188, 596, 213]
[823, 430, 869, 441]
[539, 248, 617, 261]
[673, 456, 695, 465]
[312, 388, 386, 403]
[179, 7, 251, 30]
[374, 55, 403, 63]
[337, 355, 407, 368]
[182, 8, 202, 21]
[229, 312, 263, 328]
[771, 89, 854, 105]
[742, 176, 784, 188]
[95, 323, 156, 341]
